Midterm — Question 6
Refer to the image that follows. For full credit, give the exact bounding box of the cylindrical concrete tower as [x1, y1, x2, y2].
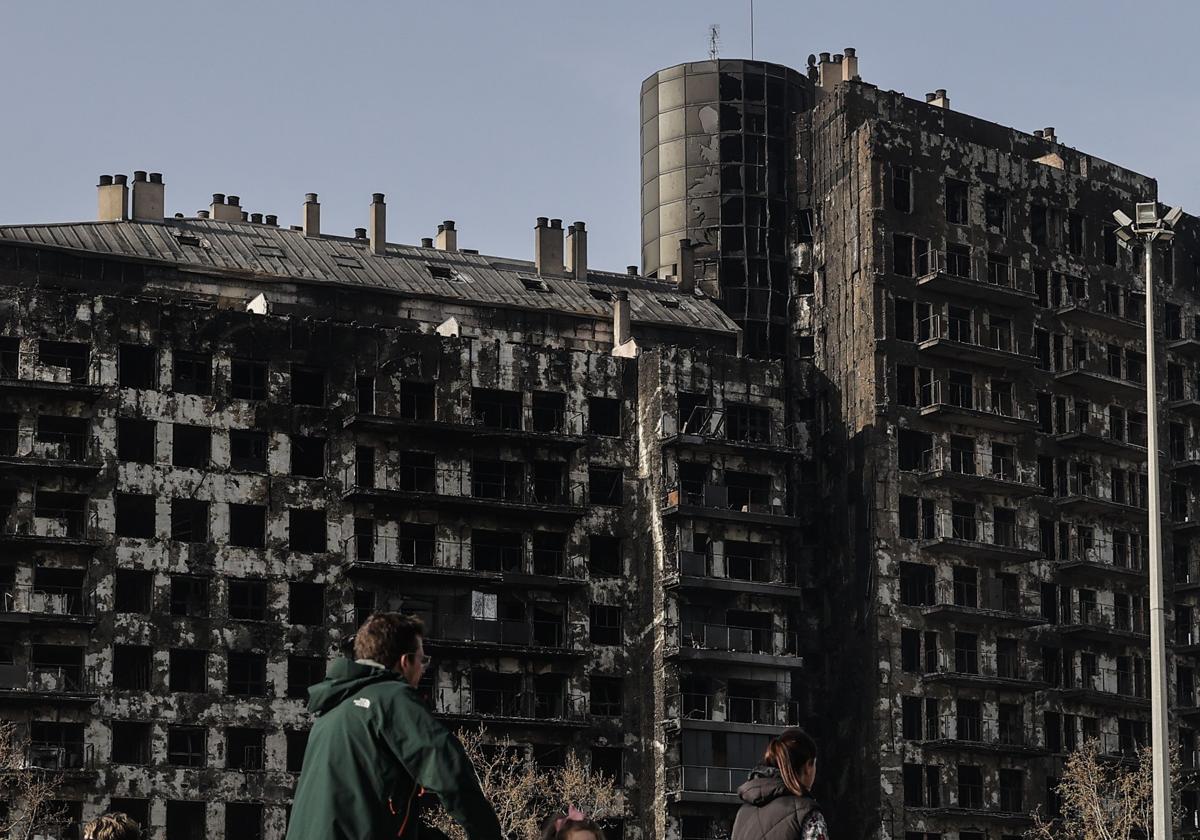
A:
[641, 59, 812, 357]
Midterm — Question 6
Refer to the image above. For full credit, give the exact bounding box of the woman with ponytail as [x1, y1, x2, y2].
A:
[731, 729, 827, 840]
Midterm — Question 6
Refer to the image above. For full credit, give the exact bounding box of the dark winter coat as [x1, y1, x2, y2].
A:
[285, 658, 501, 840]
[731, 765, 822, 840]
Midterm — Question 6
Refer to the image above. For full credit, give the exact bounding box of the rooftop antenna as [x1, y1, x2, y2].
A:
[749, 0, 755, 59]
[708, 24, 720, 60]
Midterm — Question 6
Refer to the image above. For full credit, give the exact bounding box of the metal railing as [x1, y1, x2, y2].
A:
[344, 535, 584, 577]
[1056, 534, 1147, 571]
[1058, 352, 1146, 386]
[1, 505, 99, 541]
[918, 447, 1031, 485]
[924, 714, 1039, 749]
[917, 314, 1034, 357]
[920, 512, 1041, 551]
[0, 584, 96, 617]
[345, 462, 587, 507]
[666, 409, 810, 451]
[917, 381, 1031, 422]
[354, 389, 586, 437]
[1058, 408, 1147, 448]
[1061, 473, 1146, 508]
[0, 664, 96, 694]
[668, 550, 799, 586]
[924, 649, 1040, 683]
[1060, 600, 1149, 635]
[25, 741, 94, 771]
[666, 622, 798, 657]
[926, 580, 1037, 619]
[920, 250, 1032, 294]
[1051, 665, 1149, 699]
[0, 429, 100, 463]
[435, 687, 587, 721]
[663, 484, 792, 517]
[1058, 292, 1145, 325]
[670, 692, 801, 726]
[425, 614, 573, 649]
[668, 765, 752, 795]
[2, 350, 98, 387]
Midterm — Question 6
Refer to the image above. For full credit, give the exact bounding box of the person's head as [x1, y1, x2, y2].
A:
[353, 613, 428, 687]
[82, 812, 141, 840]
[539, 808, 606, 840]
[763, 728, 818, 796]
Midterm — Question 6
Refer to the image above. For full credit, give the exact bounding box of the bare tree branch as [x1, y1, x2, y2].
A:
[0, 723, 68, 840]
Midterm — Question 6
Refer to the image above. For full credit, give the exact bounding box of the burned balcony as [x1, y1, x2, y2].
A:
[1053, 474, 1147, 519]
[665, 619, 800, 667]
[0, 577, 97, 626]
[920, 714, 1046, 757]
[1053, 601, 1149, 644]
[1050, 666, 1150, 709]
[0, 339, 104, 399]
[666, 545, 801, 595]
[909, 782, 1032, 825]
[920, 580, 1045, 628]
[665, 764, 748, 802]
[668, 691, 801, 730]
[1054, 534, 1148, 582]
[0, 662, 98, 706]
[26, 722, 94, 774]
[1168, 380, 1200, 418]
[916, 380, 1037, 432]
[1055, 292, 1145, 340]
[1054, 353, 1147, 401]
[916, 447, 1039, 497]
[662, 478, 799, 529]
[343, 458, 586, 520]
[0, 416, 102, 474]
[422, 610, 582, 659]
[1054, 406, 1147, 458]
[915, 313, 1036, 369]
[0, 497, 100, 549]
[916, 249, 1036, 305]
[917, 512, 1042, 563]
[661, 401, 802, 457]
[922, 648, 1044, 692]
[434, 685, 588, 727]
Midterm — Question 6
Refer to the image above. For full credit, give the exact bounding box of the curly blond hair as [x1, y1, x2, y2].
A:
[82, 812, 141, 840]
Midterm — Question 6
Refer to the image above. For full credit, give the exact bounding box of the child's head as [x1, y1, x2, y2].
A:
[82, 812, 141, 840]
[541, 807, 606, 840]
[762, 728, 819, 796]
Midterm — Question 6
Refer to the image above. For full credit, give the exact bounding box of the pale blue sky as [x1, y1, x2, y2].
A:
[2, 1, 1197, 270]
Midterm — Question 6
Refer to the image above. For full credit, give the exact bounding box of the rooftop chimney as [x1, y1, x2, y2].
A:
[303, 193, 320, 237]
[534, 217, 564, 276]
[421, 237, 434, 248]
[265, 214, 277, 227]
[354, 227, 367, 240]
[627, 265, 639, 276]
[369, 193, 386, 255]
[131, 171, 165, 222]
[1043, 126, 1057, 143]
[97, 174, 129, 221]
[210, 193, 242, 222]
[196, 210, 210, 219]
[926, 89, 950, 109]
[675, 238, 696, 294]
[842, 47, 859, 82]
[612, 290, 638, 357]
[436, 220, 458, 251]
[566, 221, 588, 281]
[817, 52, 839, 92]
[250, 213, 263, 224]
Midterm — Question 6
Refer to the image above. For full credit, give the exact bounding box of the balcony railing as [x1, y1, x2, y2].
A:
[1058, 474, 1146, 510]
[1059, 601, 1149, 636]
[917, 315, 1035, 359]
[671, 692, 801, 727]
[1057, 408, 1147, 449]
[667, 621, 798, 657]
[668, 550, 800, 587]
[924, 714, 1040, 750]
[1056, 535, 1147, 573]
[667, 764, 752, 795]
[924, 580, 1038, 620]
[923, 650, 1040, 684]
[0, 429, 101, 465]
[1, 350, 100, 389]
[435, 687, 587, 722]
[0, 584, 96, 617]
[25, 741, 94, 771]
[915, 381, 1033, 424]
[425, 614, 573, 650]
[345, 463, 587, 508]
[665, 410, 810, 453]
[0, 664, 97, 695]
[1050, 666, 1149, 701]
[919, 512, 1041, 553]
[919, 250, 1033, 296]
[353, 390, 586, 438]
[344, 535, 583, 578]
[663, 485, 794, 518]
[918, 447, 1034, 487]
[1, 505, 99, 542]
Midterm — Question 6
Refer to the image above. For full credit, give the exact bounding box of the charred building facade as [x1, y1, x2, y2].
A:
[0, 182, 817, 839]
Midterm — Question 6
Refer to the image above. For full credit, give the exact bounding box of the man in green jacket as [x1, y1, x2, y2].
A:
[285, 613, 501, 840]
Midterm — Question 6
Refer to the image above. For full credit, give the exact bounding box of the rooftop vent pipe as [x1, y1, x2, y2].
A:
[369, 193, 386, 255]
[303, 193, 320, 237]
[566, 222, 587, 281]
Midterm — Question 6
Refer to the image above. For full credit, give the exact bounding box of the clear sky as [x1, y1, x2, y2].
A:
[2, 1, 1198, 271]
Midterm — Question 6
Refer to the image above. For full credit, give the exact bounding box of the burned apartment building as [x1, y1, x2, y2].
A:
[0, 176, 817, 840]
[641, 49, 1200, 840]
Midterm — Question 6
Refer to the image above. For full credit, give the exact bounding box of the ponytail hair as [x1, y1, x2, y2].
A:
[762, 728, 818, 798]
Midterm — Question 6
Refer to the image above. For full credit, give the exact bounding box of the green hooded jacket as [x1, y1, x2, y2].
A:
[285, 658, 502, 840]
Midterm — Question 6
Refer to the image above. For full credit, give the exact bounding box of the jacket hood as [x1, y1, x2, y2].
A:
[738, 764, 791, 806]
[307, 658, 403, 715]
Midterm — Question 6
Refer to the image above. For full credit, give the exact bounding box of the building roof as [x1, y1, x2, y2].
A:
[0, 218, 739, 336]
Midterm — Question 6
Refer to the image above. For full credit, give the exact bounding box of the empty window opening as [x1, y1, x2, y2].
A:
[985, 192, 1007, 232]
[111, 721, 152, 764]
[589, 535, 622, 576]
[170, 499, 209, 543]
[229, 429, 268, 472]
[227, 651, 267, 696]
[114, 569, 152, 613]
[173, 350, 212, 395]
[290, 364, 325, 406]
[472, 388, 522, 430]
[115, 493, 156, 539]
[726, 403, 770, 443]
[289, 582, 325, 625]
[230, 359, 268, 400]
[226, 727, 265, 771]
[290, 435, 326, 478]
[591, 745, 623, 782]
[228, 503, 266, 549]
[170, 575, 209, 618]
[532, 391, 567, 433]
[32, 415, 86, 461]
[289, 509, 327, 553]
[172, 424, 211, 469]
[531, 532, 566, 576]
[589, 466, 623, 506]
[356, 374, 376, 414]
[112, 644, 153, 690]
[588, 396, 621, 436]
[945, 178, 969, 225]
[286, 729, 310, 773]
[287, 656, 326, 699]
[228, 579, 268, 621]
[473, 458, 524, 501]
[590, 676, 624, 717]
[167, 726, 206, 767]
[590, 604, 622, 645]
[166, 801, 207, 840]
[532, 461, 566, 504]
[117, 418, 155, 464]
[472, 529, 523, 573]
[398, 380, 435, 420]
[118, 344, 157, 389]
[38, 340, 89, 383]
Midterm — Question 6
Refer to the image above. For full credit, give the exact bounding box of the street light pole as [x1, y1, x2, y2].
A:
[1115, 201, 1183, 840]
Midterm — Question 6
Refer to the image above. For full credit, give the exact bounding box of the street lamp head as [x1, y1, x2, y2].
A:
[1113, 209, 1134, 227]
[1136, 202, 1159, 226]
[1164, 205, 1184, 228]
[1114, 226, 1135, 244]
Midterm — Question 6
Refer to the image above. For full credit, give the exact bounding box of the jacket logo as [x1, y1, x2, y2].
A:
[353, 697, 371, 709]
